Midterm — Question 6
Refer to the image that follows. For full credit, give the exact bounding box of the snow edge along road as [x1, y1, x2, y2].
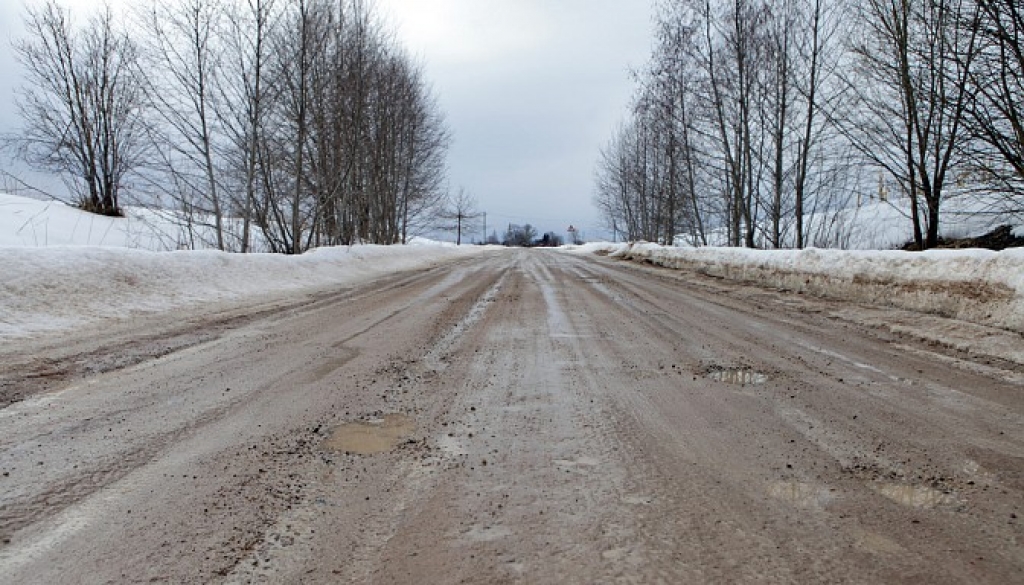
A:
[565, 242, 1024, 364]
[0, 244, 497, 341]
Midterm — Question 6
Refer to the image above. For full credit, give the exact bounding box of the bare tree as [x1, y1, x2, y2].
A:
[847, 0, 979, 249]
[138, 0, 231, 249]
[963, 0, 1024, 208]
[439, 188, 481, 245]
[259, 0, 449, 250]
[792, 0, 838, 248]
[218, 0, 278, 253]
[14, 0, 146, 216]
[762, 0, 847, 249]
[504, 223, 538, 247]
[597, 0, 1020, 250]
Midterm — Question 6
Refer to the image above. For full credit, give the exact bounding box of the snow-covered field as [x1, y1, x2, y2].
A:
[0, 193, 488, 340]
[0, 193, 234, 250]
[798, 194, 1024, 250]
[566, 241, 1024, 335]
[677, 193, 1023, 249]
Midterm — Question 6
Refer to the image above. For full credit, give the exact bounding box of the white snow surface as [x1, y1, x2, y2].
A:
[676, 193, 1022, 250]
[4, 191, 1023, 341]
[565, 242, 1024, 334]
[0, 193, 487, 340]
[0, 193, 220, 250]
[808, 194, 1023, 250]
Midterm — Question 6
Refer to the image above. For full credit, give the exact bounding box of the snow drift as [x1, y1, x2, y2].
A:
[0, 193, 231, 250]
[0, 192, 496, 340]
[0, 243, 486, 340]
[568, 242, 1024, 335]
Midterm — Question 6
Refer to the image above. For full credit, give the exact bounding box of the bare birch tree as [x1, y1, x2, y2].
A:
[218, 0, 278, 252]
[963, 0, 1024, 208]
[847, 0, 979, 249]
[12, 0, 448, 252]
[14, 0, 146, 216]
[138, 0, 231, 249]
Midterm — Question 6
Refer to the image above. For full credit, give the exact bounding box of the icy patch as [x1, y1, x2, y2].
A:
[436, 434, 469, 457]
[421, 272, 506, 371]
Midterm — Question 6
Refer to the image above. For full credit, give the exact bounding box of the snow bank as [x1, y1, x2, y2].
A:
[0, 243, 485, 340]
[569, 242, 1024, 334]
[0, 193, 205, 250]
[0, 193, 490, 340]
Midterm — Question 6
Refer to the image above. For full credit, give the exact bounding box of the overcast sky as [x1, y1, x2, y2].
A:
[0, 0, 654, 241]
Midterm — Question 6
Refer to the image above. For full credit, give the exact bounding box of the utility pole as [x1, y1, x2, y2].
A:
[483, 212, 487, 244]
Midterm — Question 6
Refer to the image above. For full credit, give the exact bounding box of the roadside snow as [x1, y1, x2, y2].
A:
[0, 193, 205, 250]
[0, 193, 487, 340]
[5, 190, 1022, 342]
[565, 242, 1024, 334]
[0, 244, 486, 340]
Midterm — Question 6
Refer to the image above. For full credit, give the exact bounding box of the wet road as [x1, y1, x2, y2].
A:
[1, 249, 1022, 583]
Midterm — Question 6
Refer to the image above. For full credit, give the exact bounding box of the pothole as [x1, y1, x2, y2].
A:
[323, 414, 415, 455]
[875, 483, 956, 509]
[706, 366, 768, 385]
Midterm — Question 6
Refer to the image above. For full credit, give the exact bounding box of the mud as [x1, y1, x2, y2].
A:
[1, 249, 1022, 584]
[323, 414, 416, 455]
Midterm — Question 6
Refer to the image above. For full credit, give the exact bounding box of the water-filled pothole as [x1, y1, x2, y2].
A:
[875, 483, 955, 509]
[323, 414, 415, 455]
[707, 367, 768, 385]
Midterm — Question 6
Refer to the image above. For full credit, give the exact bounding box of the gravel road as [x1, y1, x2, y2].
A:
[1, 249, 1022, 584]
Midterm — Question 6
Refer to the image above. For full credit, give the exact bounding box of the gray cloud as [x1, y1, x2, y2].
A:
[382, 0, 652, 239]
[1, 1, 25, 134]
[1, 0, 653, 241]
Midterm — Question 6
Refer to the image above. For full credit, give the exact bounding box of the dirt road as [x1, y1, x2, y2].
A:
[1, 249, 1022, 583]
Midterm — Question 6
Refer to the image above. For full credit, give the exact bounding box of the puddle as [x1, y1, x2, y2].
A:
[601, 547, 630, 561]
[707, 367, 768, 386]
[323, 414, 415, 455]
[875, 483, 955, 509]
[768, 481, 835, 508]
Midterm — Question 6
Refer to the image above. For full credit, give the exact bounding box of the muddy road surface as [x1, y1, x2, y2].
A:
[1, 249, 1023, 584]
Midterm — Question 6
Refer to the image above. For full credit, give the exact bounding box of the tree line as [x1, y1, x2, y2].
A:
[596, 0, 1023, 250]
[12, 0, 449, 253]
